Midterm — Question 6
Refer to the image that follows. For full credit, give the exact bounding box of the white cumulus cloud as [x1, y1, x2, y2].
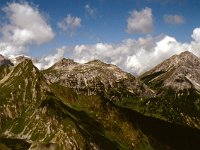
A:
[71, 35, 184, 75]
[58, 14, 81, 36]
[191, 28, 200, 42]
[34, 27, 200, 75]
[127, 7, 153, 34]
[0, 2, 54, 56]
[57, 27, 200, 76]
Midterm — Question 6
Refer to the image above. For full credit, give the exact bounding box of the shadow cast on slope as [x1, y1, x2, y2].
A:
[0, 138, 31, 150]
[116, 104, 200, 150]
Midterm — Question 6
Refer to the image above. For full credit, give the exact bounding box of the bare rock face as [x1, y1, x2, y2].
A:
[51, 58, 79, 70]
[140, 51, 200, 129]
[43, 58, 154, 101]
[141, 51, 200, 91]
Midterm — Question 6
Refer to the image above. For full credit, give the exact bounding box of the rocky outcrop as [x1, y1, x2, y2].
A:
[43, 58, 154, 101]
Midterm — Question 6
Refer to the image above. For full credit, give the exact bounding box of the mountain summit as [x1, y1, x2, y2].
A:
[139, 51, 200, 128]
[43, 59, 154, 101]
[50, 58, 79, 70]
[140, 51, 200, 92]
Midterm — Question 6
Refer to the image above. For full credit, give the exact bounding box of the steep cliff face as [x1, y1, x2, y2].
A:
[43, 58, 154, 102]
[139, 51, 200, 128]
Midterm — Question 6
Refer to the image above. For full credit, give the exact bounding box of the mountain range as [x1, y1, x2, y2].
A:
[0, 51, 199, 150]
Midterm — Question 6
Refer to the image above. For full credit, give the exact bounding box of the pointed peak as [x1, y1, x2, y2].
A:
[16, 58, 35, 68]
[156, 51, 199, 69]
[9, 55, 31, 65]
[178, 51, 198, 58]
[51, 58, 79, 70]
[179, 51, 193, 55]
[140, 51, 200, 79]
[86, 59, 108, 66]
[59, 58, 78, 64]
[55, 58, 78, 66]
[10, 58, 39, 78]
[173, 51, 200, 65]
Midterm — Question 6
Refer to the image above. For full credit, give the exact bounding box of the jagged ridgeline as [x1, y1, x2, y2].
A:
[0, 53, 199, 150]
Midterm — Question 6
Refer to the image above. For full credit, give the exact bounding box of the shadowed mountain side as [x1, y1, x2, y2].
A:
[117, 104, 200, 150]
[39, 96, 121, 150]
[0, 138, 31, 150]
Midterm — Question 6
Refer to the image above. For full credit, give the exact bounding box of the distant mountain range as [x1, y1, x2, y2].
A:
[0, 51, 199, 150]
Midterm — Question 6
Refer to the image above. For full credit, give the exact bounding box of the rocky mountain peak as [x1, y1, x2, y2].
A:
[85, 59, 108, 66]
[139, 51, 200, 129]
[14, 57, 35, 68]
[177, 51, 200, 65]
[51, 58, 79, 70]
[140, 50, 200, 93]
[9, 55, 31, 65]
[142, 51, 200, 76]
[179, 50, 196, 57]
[43, 58, 154, 99]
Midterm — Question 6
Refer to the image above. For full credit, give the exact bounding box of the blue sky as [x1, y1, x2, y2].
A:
[1, 0, 198, 43]
[20, 0, 200, 41]
[30, 0, 200, 54]
[0, 0, 200, 74]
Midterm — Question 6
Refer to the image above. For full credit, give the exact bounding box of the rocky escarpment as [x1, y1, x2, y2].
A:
[139, 51, 200, 129]
[43, 58, 154, 102]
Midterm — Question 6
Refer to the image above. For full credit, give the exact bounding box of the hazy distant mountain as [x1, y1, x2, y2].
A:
[0, 52, 199, 150]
